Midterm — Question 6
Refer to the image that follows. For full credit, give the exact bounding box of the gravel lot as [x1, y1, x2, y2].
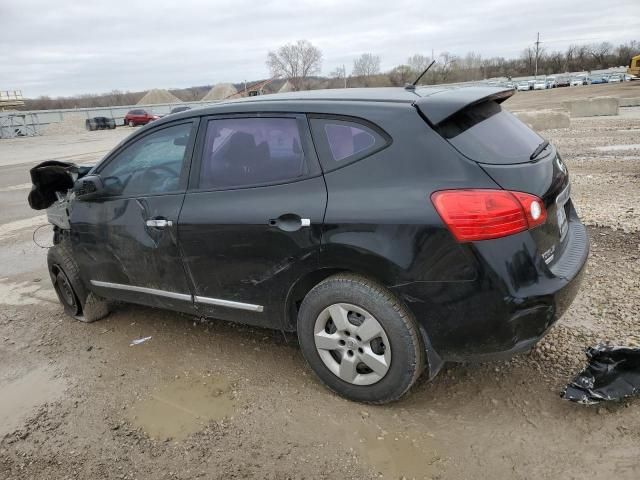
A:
[1, 91, 639, 479]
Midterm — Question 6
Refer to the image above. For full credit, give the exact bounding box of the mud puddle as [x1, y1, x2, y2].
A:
[317, 413, 441, 479]
[0, 366, 66, 437]
[355, 425, 440, 479]
[128, 374, 236, 440]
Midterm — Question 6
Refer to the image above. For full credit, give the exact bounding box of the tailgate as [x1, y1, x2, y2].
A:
[480, 147, 572, 266]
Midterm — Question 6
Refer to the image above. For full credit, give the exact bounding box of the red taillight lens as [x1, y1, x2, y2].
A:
[431, 189, 547, 242]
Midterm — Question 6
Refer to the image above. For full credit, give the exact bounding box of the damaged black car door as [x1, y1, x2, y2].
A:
[178, 115, 326, 328]
[70, 120, 199, 313]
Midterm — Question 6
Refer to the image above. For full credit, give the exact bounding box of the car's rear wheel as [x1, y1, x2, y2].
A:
[297, 274, 425, 404]
[48, 241, 110, 323]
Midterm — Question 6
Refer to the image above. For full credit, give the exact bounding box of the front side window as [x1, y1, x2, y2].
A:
[199, 117, 308, 189]
[98, 122, 192, 196]
[309, 117, 388, 171]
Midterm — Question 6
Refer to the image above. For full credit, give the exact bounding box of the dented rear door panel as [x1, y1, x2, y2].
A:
[178, 177, 326, 329]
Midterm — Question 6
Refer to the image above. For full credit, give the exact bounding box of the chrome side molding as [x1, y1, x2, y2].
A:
[90, 280, 192, 301]
[194, 295, 264, 312]
[90, 280, 264, 313]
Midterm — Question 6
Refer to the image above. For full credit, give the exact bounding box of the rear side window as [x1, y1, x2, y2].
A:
[437, 101, 543, 164]
[199, 117, 309, 189]
[309, 117, 389, 171]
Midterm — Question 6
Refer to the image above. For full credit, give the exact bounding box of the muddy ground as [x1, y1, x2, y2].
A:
[1, 88, 640, 479]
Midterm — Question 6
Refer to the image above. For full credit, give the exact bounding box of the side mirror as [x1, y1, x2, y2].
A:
[73, 175, 104, 200]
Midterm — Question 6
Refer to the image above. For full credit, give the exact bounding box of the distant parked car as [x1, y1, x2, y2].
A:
[85, 117, 116, 131]
[570, 76, 589, 87]
[533, 80, 547, 90]
[170, 106, 191, 115]
[123, 109, 160, 127]
[555, 77, 571, 87]
[546, 77, 557, 88]
[516, 81, 530, 91]
[590, 75, 608, 84]
[608, 74, 623, 83]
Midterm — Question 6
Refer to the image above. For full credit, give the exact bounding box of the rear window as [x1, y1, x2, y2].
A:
[437, 101, 543, 164]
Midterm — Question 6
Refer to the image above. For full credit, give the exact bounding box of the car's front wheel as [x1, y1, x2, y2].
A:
[48, 241, 110, 323]
[128, 120, 135, 127]
[297, 274, 425, 404]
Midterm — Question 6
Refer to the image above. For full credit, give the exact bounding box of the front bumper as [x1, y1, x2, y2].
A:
[391, 216, 589, 363]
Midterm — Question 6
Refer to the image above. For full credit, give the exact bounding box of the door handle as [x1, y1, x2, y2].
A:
[268, 214, 311, 232]
[146, 218, 173, 228]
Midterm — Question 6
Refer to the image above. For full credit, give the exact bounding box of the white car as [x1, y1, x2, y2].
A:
[516, 81, 530, 91]
[570, 76, 588, 87]
[608, 74, 623, 83]
[533, 80, 547, 90]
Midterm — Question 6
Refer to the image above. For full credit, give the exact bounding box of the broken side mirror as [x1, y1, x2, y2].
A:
[73, 175, 104, 200]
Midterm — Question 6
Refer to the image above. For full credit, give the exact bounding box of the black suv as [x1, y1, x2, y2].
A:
[32, 86, 588, 403]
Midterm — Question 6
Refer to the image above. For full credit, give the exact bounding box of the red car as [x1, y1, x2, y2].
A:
[123, 109, 160, 127]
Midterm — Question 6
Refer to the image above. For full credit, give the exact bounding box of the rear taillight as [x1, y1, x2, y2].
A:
[431, 189, 547, 242]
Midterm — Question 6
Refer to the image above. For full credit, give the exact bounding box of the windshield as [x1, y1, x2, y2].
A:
[437, 101, 544, 164]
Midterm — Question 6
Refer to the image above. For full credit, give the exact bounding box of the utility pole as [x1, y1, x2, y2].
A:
[534, 32, 541, 79]
[343, 64, 347, 88]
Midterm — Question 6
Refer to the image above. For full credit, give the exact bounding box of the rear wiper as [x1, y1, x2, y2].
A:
[530, 140, 550, 160]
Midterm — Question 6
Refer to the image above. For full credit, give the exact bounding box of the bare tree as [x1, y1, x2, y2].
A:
[589, 42, 613, 68]
[521, 47, 535, 73]
[407, 54, 431, 74]
[437, 52, 457, 82]
[352, 53, 381, 77]
[546, 51, 564, 74]
[266, 40, 322, 91]
[329, 65, 348, 88]
[388, 65, 413, 86]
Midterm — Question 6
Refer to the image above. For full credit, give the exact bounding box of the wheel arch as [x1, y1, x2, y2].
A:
[284, 267, 444, 380]
[284, 267, 348, 331]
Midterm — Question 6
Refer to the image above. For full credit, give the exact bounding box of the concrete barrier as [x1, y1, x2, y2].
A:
[563, 97, 619, 117]
[514, 110, 570, 131]
[619, 97, 640, 107]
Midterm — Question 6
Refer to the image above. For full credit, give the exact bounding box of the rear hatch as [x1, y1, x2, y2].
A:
[417, 92, 571, 266]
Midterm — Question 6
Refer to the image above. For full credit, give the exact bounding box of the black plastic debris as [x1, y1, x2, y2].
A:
[562, 344, 640, 404]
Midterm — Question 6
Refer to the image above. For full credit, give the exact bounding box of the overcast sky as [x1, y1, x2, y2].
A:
[1, 0, 638, 97]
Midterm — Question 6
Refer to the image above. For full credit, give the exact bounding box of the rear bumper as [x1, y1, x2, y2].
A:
[391, 215, 589, 363]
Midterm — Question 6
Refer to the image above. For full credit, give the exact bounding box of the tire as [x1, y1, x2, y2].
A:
[297, 274, 425, 404]
[48, 241, 110, 323]
[128, 120, 135, 127]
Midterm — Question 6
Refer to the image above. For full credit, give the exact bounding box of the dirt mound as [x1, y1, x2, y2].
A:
[137, 89, 181, 105]
[201, 83, 238, 101]
[44, 112, 89, 135]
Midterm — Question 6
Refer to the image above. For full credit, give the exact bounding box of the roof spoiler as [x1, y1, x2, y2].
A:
[414, 86, 515, 126]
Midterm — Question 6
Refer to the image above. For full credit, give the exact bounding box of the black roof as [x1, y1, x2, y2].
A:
[159, 85, 514, 127]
